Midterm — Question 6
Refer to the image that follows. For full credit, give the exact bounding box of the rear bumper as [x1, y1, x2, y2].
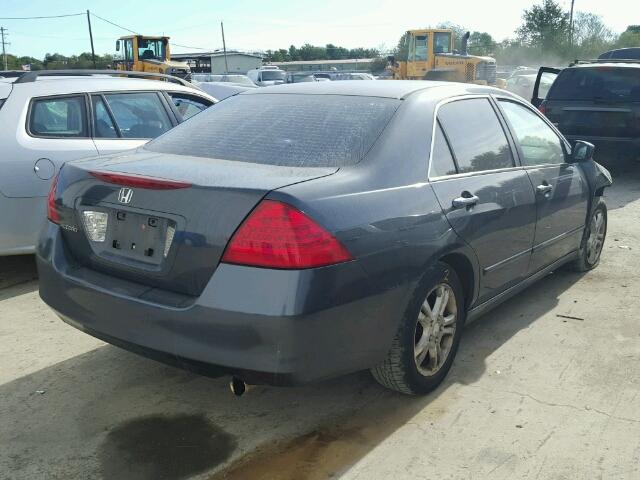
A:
[36, 223, 408, 385]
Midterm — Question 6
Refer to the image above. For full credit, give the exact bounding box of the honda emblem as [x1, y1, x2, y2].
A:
[118, 187, 133, 204]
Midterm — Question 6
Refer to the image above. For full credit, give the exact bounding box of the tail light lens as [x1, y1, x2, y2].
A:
[538, 101, 547, 116]
[47, 173, 61, 224]
[221, 200, 353, 269]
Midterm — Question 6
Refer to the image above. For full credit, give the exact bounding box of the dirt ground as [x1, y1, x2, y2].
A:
[1, 159, 639, 480]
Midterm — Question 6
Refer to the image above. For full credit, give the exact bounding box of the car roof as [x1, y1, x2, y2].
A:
[569, 62, 640, 69]
[241, 80, 504, 100]
[5, 76, 215, 99]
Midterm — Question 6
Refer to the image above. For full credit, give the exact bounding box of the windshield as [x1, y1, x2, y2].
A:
[138, 38, 166, 62]
[414, 35, 428, 61]
[548, 67, 640, 102]
[434, 32, 452, 54]
[145, 94, 400, 167]
[261, 70, 286, 81]
[222, 75, 255, 86]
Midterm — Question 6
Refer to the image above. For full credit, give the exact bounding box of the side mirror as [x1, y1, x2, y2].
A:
[572, 140, 595, 162]
[115, 41, 120, 52]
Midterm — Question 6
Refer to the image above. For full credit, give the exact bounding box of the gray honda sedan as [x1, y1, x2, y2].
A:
[37, 81, 612, 395]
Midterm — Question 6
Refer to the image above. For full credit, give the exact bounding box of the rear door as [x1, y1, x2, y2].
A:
[429, 97, 537, 303]
[497, 98, 589, 272]
[91, 91, 176, 155]
[2, 92, 98, 198]
[532, 67, 560, 107]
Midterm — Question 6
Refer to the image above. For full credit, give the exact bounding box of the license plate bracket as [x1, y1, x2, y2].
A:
[107, 210, 171, 266]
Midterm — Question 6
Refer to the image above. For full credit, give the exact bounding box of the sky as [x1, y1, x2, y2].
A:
[0, 0, 636, 58]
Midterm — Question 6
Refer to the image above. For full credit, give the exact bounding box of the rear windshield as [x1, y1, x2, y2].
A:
[145, 94, 400, 167]
[548, 67, 640, 102]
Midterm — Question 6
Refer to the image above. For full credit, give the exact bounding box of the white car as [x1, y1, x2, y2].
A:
[0, 71, 216, 256]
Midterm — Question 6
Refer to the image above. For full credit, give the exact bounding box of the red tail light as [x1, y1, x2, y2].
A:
[90, 171, 191, 190]
[47, 173, 61, 224]
[221, 200, 353, 269]
[538, 101, 547, 116]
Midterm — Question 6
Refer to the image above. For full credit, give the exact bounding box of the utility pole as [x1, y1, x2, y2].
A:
[569, 0, 576, 47]
[1, 27, 8, 71]
[221, 22, 229, 74]
[86, 10, 97, 68]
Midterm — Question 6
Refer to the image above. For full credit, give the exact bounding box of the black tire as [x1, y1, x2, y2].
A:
[570, 198, 607, 272]
[371, 262, 466, 395]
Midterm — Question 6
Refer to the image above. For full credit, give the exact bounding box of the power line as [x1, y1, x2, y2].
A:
[170, 42, 217, 51]
[90, 12, 138, 35]
[0, 13, 84, 20]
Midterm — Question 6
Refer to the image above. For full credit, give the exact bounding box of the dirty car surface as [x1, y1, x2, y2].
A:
[37, 81, 611, 395]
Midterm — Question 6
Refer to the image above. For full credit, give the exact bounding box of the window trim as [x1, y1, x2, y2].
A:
[492, 95, 572, 168]
[428, 94, 520, 181]
[26, 93, 91, 140]
[89, 90, 178, 141]
[90, 93, 122, 138]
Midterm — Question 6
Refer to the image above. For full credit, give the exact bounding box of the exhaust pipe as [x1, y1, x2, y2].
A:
[229, 376, 249, 397]
[461, 31, 470, 56]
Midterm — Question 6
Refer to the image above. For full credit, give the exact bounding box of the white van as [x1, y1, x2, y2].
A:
[247, 66, 286, 87]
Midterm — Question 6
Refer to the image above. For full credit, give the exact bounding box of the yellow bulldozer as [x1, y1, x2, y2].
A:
[388, 29, 500, 86]
[114, 35, 191, 78]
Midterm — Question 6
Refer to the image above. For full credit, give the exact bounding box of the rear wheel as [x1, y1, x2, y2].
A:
[371, 263, 465, 395]
[570, 198, 607, 272]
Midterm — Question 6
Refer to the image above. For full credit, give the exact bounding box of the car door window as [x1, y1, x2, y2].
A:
[430, 123, 458, 178]
[30, 96, 88, 137]
[103, 92, 172, 139]
[168, 93, 212, 121]
[438, 98, 514, 173]
[91, 96, 118, 138]
[499, 100, 565, 166]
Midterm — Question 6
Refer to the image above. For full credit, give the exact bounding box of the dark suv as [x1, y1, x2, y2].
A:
[533, 62, 640, 156]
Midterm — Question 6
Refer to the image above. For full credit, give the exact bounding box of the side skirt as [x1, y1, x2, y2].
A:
[466, 250, 579, 324]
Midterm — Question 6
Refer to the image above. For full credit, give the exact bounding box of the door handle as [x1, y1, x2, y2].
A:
[452, 194, 479, 209]
[536, 184, 553, 195]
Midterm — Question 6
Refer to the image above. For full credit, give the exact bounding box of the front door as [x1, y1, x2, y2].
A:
[429, 97, 537, 303]
[497, 99, 589, 272]
[532, 67, 560, 107]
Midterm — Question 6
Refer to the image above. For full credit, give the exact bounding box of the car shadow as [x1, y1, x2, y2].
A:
[0, 254, 38, 298]
[1, 268, 583, 480]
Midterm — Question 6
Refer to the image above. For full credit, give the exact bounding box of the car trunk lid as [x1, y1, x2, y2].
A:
[56, 151, 337, 296]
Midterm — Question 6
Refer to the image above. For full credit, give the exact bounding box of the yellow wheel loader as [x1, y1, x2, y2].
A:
[115, 35, 191, 79]
[389, 29, 502, 86]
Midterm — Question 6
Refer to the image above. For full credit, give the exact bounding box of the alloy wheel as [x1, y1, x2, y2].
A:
[414, 283, 457, 376]
[586, 210, 606, 265]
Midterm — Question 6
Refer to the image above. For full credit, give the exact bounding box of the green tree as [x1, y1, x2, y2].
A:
[571, 12, 615, 58]
[393, 31, 410, 61]
[516, 0, 570, 52]
[469, 31, 495, 56]
[615, 25, 640, 48]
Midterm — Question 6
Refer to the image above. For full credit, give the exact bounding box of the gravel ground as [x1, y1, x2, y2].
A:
[1, 159, 639, 480]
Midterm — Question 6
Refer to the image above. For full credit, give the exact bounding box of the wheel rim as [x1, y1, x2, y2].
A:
[586, 210, 606, 265]
[414, 283, 457, 377]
